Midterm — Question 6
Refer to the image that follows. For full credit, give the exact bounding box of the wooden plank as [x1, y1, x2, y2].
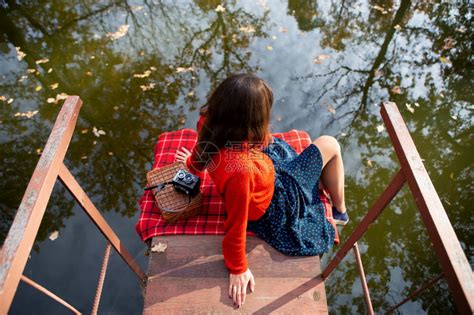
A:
[381, 101, 474, 313]
[58, 164, 146, 282]
[144, 235, 327, 314]
[0, 96, 82, 314]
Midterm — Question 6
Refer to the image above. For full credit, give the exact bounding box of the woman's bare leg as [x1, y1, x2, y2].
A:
[312, 135, 346, 213]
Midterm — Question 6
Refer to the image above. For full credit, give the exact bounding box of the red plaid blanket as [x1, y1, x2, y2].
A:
[136, 129, 339, 245]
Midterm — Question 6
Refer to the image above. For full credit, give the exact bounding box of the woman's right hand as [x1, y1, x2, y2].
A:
[229, 268, 255, 308]
[175, 147, 192, 164]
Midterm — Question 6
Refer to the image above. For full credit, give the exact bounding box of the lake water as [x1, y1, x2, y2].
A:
[0, 0, 472, 314]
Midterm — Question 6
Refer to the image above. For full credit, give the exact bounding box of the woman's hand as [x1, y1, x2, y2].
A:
[175, 147, 192, 163]
[229, 268, 255, 308]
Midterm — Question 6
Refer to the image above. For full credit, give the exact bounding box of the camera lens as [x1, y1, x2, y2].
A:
[184, 174, 193, 184]
[177, 170, 185, 179]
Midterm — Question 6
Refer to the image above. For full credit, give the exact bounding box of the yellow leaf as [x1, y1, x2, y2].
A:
[376, 124, 385, 133]
[326, 105, 336, 115]
[47, 98, 56, 103]
[49, 231, 59, 241]
[50, 83, 59, 90]
[35, 58, 49, 64]
[266, 45, 273, 51]
[440, 56, 451, 64]
[47, 68, 53, 73]
[133, 70, 151, 78]
[106, 24, 129, 40]
[215, 5, 226, 12]
[0, 96, 6, 102]
[35, 86, 42, 91]
[239, 25, 256, 33]
[151, 242, 168, 252]
[314, 54, 331, 64]
[15, 47, 26, 61]
[81, 128, 89, 134]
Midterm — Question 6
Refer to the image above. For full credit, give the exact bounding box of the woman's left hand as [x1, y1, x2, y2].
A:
[229, 268, 255, 308]
[175, 147, 192, 163]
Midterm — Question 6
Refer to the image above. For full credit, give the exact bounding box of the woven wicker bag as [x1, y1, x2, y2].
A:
[146, 162, 202, 224]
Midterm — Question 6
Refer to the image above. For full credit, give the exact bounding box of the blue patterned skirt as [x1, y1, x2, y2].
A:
[247, 137, 335, 256]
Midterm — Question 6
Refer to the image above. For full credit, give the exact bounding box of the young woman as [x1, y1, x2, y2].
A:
[175, 74, 348, 308]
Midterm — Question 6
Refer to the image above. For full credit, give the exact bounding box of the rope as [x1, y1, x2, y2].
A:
[91, 243, 112, 315]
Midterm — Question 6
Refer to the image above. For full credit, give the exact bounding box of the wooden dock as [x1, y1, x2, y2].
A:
[143, 235, 328, 314]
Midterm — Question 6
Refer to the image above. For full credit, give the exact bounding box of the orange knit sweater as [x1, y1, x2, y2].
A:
[187, 146, 275, 274]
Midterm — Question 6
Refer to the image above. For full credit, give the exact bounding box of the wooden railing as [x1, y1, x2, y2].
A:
[0, 96, 146, 314]
[322, 101, 474, 314]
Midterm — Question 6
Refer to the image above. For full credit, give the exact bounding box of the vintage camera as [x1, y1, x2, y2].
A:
[172, 169, 201, 197]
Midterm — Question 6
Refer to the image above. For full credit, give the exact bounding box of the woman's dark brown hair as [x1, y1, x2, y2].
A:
[193, 74, 273, 170]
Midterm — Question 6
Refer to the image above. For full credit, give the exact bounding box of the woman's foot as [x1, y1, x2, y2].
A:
[332, 207, 349, 225]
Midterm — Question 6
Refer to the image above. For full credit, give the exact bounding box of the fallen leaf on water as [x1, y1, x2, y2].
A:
[340, 132, 347, 137]
[113, 106, 119, 111]
[108, 152, 114, 156]
[440, 56, 451, 64]
[151, 242, 168, 253]
[279, 27, 288, 33]
[106, 24, 129, 40]
[27, 69, 37, 74]
[266, 45, 273, 51]
[374, 69, 384, 77]
[326, 105, 336, 115]
[35, 85, 42, 91]
[455, 25, 466, 33]
[92, 126, 106, 137]
[85, 71, 93, 76]
[35, 58, 49, 64]
[0, 96, 6, 102]
[15, 110, 39, 118]
[18, 75, 28, 82]
[47, 68, 53, 73]
[405, 103, 415, 113]
[391, 86, 402, 94]
[150, 66, 157, 71]
[140, 83, 156, 91]
[7, 98, 14, 104]
[314, 54, 331, 64]
[132, 5, 144, 11]
[81, 156, 88, 160]
[442, 37, 455, 50]
[15, 47, 26, 61]
[394, 24, 401, 31]
[367, 159, 373, 167]
[90, 55, 96, 60]
[47, 98, 56, 103]
[176, 66, 194, 73]
[271, 35, 277, 40]
[81, 128, 89, 134]
[36, 148, 43, 155]
[56, 93, 68, 100]
[414, 102, 420, 107]
[133, 70, 151, 78]
[451, 115, 458, 120]
[373, 5, 388, 14]
[49, 231, 59, 241]
[276, 115, 283, 122]
[50, 83, 59, 90]
[376, 124, 385, 133]
[239, 25, 256, 33]
[215, 5, 226, 12]
[187, 91, 195, 97]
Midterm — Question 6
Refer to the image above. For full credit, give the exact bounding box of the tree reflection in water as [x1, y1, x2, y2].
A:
[0, 0, 471, 313]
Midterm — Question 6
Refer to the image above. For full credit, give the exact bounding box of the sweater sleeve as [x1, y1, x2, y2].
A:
[220, 171, 253, 275]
